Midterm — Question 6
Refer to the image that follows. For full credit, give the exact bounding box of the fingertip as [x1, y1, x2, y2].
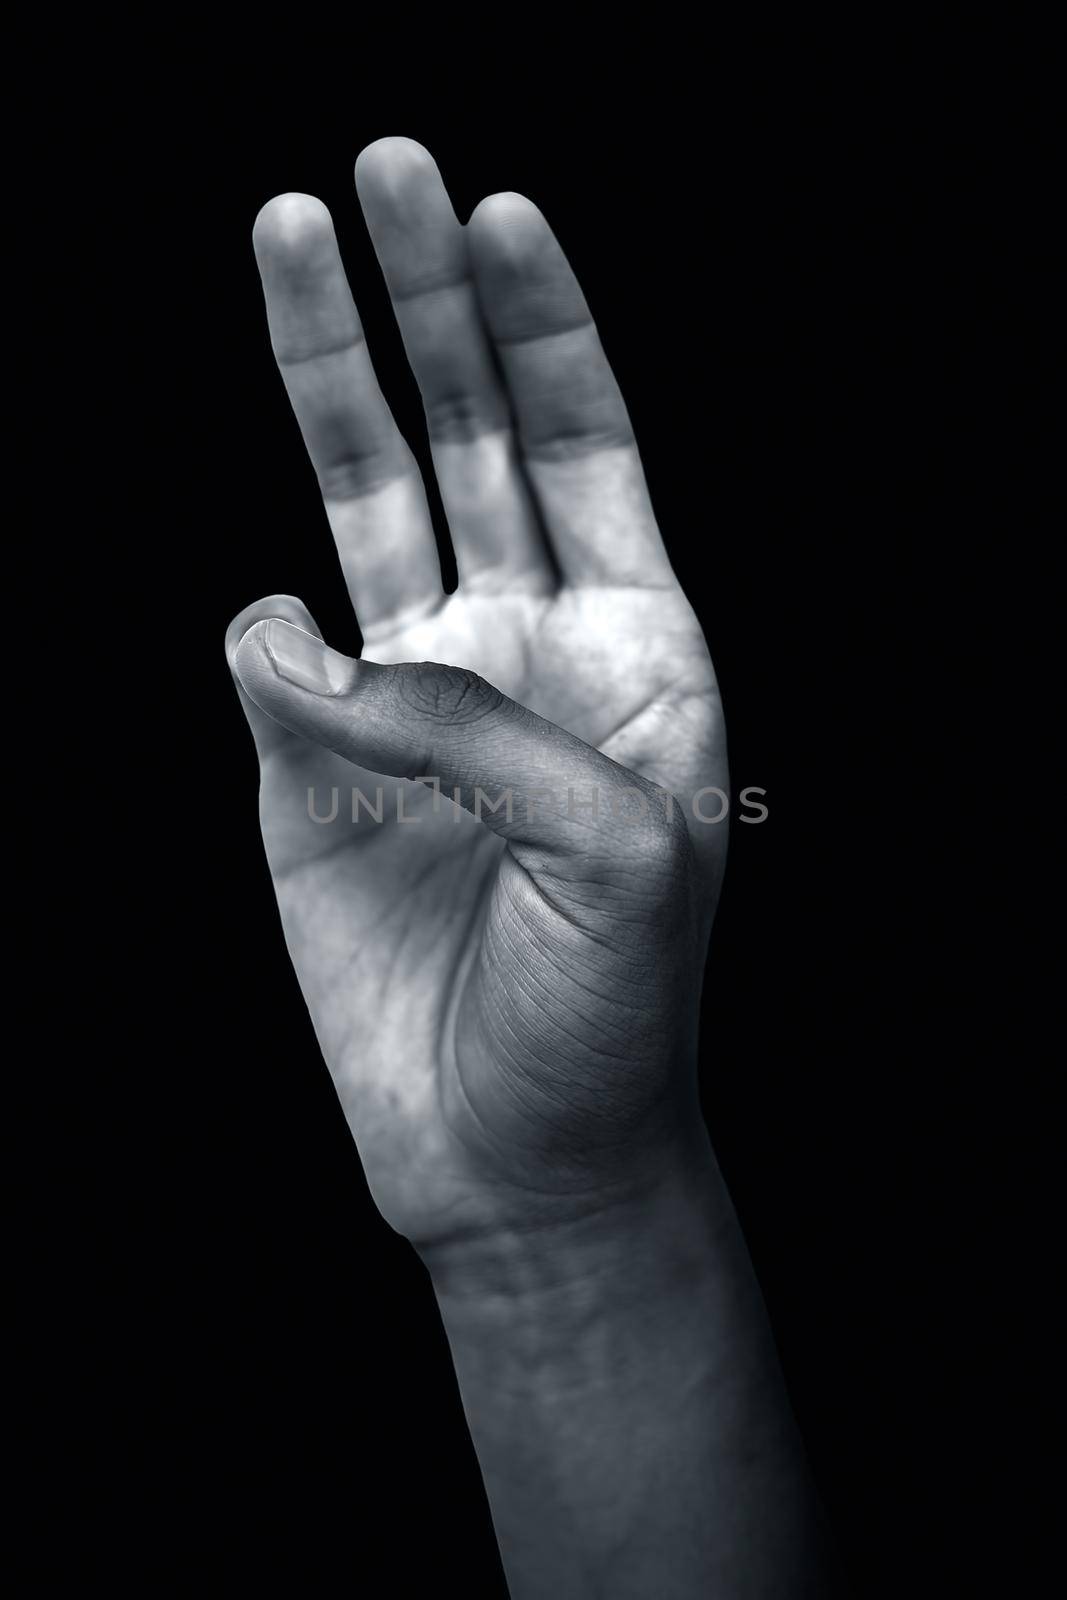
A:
[252, 192, 334, 256]
[467, 194, 589, 343]
[467, 191, 546, 246]
[225, 595, 320, 673]
[233, 614, 268, 659]
[355, 135, 437, 192]
[354, 138, 461, 290]
[231, 618, 276, 701]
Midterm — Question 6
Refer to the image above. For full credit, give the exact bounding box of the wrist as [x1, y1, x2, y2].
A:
[421, 1120, 834, 1596]
[421, 1127, 744, 1360]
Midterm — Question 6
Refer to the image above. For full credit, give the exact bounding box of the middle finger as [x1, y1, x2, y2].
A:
[354, 138, 554, 597]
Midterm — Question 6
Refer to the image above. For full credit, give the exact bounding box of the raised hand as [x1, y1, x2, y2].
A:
[227, 138, 727, 1253]
[226, 139, 836, 1600]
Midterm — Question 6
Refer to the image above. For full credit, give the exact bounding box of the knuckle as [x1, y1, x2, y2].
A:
[397, 663, 504, 726]
[646, 811, 693, 873]
[318, 444, 402, 503]
[423, 389, 492, 444]
[621, 792, 694, 885]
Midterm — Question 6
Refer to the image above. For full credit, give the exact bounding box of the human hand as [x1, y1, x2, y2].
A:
[227, 138, 728, 1261]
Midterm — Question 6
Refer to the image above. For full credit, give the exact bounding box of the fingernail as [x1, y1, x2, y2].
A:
[263, 619, 353, 695]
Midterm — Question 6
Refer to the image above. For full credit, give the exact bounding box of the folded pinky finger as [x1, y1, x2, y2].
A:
[225, 593, 323, 760]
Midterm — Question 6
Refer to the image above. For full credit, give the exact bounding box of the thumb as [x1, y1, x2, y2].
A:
[233, 617, 682, 872]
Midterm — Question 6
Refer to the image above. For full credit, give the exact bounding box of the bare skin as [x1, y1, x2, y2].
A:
[228, 138, 836, 1598]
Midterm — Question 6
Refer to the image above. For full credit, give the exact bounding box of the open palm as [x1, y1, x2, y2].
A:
[228, 140, 727, 1252]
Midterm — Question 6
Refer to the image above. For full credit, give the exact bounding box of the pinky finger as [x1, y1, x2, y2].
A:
[225, 593, 323, 760]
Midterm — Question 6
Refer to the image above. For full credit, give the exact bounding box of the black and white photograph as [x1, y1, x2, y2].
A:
[23, 26, 1049, 1597]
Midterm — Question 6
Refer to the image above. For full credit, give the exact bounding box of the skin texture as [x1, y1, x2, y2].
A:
[227, 143, 728, 1248]
[227, 139, 838, 1598]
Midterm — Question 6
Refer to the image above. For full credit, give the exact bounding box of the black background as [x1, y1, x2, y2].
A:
[41, 29, 1043, 1597]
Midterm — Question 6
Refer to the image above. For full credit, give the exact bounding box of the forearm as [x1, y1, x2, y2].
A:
[424, 1130, 841, 1599]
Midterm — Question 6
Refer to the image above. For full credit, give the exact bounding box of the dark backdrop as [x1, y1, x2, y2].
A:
[54, 38, 1029, 1597]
